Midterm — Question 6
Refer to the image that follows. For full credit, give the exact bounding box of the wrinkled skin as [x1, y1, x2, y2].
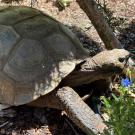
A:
[62, 49, 130, 87]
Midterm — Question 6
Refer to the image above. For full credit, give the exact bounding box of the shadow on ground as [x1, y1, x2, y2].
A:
[0, 106, 80, 135]
[118, 19, 135, 57]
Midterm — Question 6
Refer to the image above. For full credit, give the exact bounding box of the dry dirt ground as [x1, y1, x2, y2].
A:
[0, 0, 135, 135]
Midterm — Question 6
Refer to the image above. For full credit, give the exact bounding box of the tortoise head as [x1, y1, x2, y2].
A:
[94, 49, 130, 73]
[81, 49, 130, 74]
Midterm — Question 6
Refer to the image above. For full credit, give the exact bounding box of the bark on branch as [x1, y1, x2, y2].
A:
[76, 0, 122, 49]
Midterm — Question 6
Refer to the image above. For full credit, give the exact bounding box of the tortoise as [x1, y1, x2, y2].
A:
[0, 6, 130, 135]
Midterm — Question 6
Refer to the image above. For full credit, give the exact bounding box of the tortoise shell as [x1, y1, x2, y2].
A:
[0, 6, 89, 106]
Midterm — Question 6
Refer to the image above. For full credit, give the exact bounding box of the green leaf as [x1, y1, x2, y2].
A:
[58, 0, 70, 8]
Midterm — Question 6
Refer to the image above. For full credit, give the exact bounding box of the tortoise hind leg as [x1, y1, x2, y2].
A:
[29, 87, 107, 135]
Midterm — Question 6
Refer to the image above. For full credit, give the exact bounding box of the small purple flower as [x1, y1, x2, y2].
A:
[121, 77, 131, 87]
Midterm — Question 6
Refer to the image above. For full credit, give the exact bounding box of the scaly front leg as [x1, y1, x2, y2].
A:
[29, 87, 107, 135]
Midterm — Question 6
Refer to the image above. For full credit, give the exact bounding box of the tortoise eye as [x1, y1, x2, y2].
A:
[119, 57, 125, 63]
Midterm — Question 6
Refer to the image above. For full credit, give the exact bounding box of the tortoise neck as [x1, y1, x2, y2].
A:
[61, 58, 116, 87]
[61, 70, 106, 87]
[60, 58, 101, 87]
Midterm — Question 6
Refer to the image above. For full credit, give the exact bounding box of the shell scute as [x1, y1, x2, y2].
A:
[0, 25, 20, 69]
[42, 33, 76, 61]
[3, 39, 45, 82]
[0, 6, 41, 26]
[14, 15, 59, 40]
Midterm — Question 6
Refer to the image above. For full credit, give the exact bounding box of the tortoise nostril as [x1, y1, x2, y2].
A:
[119, 58, 125, 63]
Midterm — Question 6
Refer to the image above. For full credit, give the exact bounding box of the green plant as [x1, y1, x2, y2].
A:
[101, 68, 135, 135]
[57, 0, 71, 8]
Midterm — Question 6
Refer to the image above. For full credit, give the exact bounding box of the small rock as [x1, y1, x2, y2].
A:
[102, 113, 109, 121]
[0, 129, 6, 134]
[12, 131, 17, 135]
